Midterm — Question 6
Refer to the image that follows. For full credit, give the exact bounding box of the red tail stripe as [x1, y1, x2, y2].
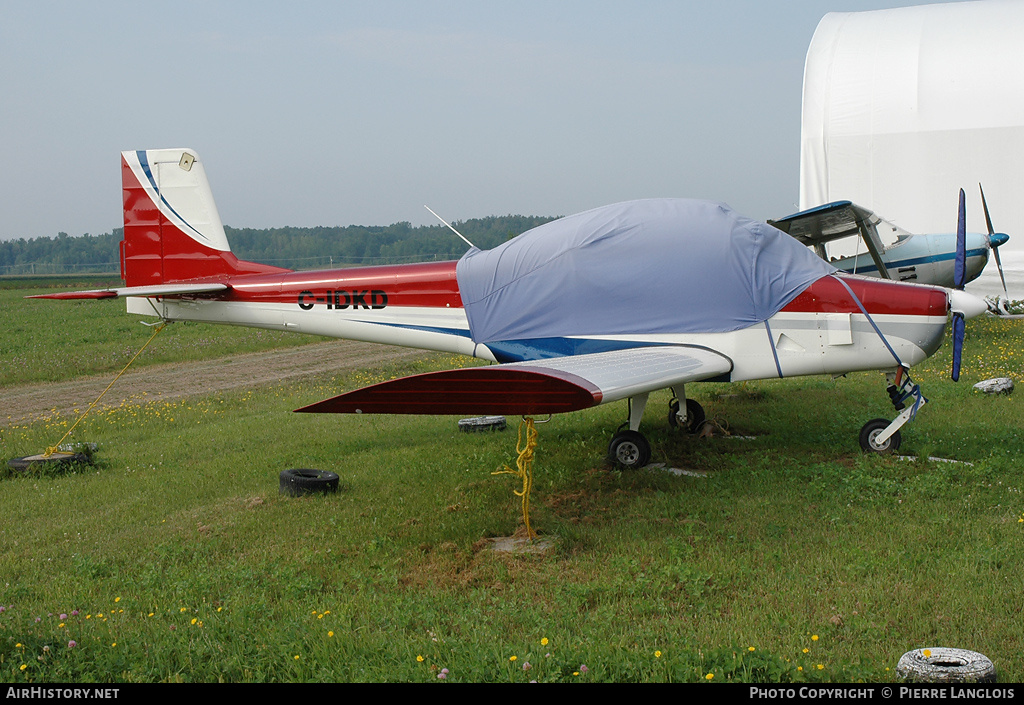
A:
[120, 156, 287, 287]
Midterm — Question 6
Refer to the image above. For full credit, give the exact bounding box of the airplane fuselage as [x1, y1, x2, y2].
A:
[830, 232, 990, 287]
[129, 262, 949, 384]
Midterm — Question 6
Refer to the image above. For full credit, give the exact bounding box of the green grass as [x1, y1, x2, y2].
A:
[1, 277, 329, 387]
[1, 278, 1023, 683]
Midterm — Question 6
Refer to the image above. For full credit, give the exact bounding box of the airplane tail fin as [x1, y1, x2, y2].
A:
[120, 149, 288, 287]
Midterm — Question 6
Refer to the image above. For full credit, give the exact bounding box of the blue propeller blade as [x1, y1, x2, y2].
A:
[951, 312, 965, 381]
[954, 188, 966, 290]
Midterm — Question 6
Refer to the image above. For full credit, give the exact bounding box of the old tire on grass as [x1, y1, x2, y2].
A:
[458, 416, 507, 432]
[279, 468, 339, 497]
[8, 452, 90, 473]
[896, 648, 996, 683]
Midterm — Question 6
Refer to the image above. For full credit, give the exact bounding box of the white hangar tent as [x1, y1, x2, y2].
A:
[799, 0, 1024, 295]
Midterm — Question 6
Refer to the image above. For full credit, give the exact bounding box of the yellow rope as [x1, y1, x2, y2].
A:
[44, 323, 167, 458]
[492, 416, 539, 539]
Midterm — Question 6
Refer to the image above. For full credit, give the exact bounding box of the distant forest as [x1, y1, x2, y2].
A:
[0, 214, 558, 276]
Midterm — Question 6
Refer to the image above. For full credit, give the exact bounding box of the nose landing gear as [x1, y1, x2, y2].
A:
[859, 366, 924, 454]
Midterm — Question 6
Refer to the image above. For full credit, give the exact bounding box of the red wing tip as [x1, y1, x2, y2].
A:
[294, 367, 602, 416]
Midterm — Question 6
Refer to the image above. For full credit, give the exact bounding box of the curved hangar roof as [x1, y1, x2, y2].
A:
[800, 1, 1024, 238]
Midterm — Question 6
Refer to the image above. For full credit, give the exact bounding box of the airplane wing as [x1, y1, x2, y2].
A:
[27, 283, 229, 300]
[295, 346, 734, 416]
[769, 201, 891, 279]
[770, 201, 872, 245]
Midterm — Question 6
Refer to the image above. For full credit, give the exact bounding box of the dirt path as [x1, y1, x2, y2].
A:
[2, 341, 428, 427]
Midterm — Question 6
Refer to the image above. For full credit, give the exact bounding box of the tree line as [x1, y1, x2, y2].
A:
[0, 215, 557, 275]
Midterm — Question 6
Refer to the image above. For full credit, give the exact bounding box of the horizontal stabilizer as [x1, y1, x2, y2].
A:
[27, 283, 229, 300]
[297, 346, 733, 416]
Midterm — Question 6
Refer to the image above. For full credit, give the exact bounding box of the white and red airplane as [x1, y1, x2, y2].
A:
[33, 148, 990, 468]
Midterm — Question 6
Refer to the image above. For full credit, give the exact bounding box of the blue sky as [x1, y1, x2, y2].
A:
[1, 1, 953, 240]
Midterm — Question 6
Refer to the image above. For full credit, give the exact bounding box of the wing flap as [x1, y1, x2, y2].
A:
[296, 346, 733, 416]
[27, 283, 229, 300]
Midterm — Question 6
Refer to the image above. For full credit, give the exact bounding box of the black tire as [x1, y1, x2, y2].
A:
[8, 453, 90, 473]
[896, 648, 996, 683]
[668, 399, 706, 434]
[458, 416, 507, 432]
[607, 431, 651, 470]
[859, 418, 901, 454]
[279, 468, 340, 496]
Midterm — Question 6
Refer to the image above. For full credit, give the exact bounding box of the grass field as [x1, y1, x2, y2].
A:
[1, 277, 1023, 683]
[1, 277, 328, 387]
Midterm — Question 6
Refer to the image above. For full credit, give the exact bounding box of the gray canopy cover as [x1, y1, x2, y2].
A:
[455, 199, 836, 344]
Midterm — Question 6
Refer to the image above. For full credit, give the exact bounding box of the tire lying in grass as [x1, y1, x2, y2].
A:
[279, 468, 340, 497]
[896, 648, 996, 683]
[8, 452, 91, 473]
[458, 416, 507, 432]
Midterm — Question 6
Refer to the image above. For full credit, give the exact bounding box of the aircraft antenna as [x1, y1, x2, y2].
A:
[424, 206, 476, 249]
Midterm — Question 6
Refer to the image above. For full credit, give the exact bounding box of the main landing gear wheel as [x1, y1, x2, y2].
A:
[859, 418, 901, 454]
[668, 398, 706, 434]
[607, 430, 651, 470]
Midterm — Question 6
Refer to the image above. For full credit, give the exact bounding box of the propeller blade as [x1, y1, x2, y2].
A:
[980, 184, 1010, 298]
[993, 242, 1009, 298]
[980, 183, 995, 235]
[951, 312, 965, 382]
[954, 189, 967, 290]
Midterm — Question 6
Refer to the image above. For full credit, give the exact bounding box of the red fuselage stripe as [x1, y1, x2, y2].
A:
[781, 275, 948, 318]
